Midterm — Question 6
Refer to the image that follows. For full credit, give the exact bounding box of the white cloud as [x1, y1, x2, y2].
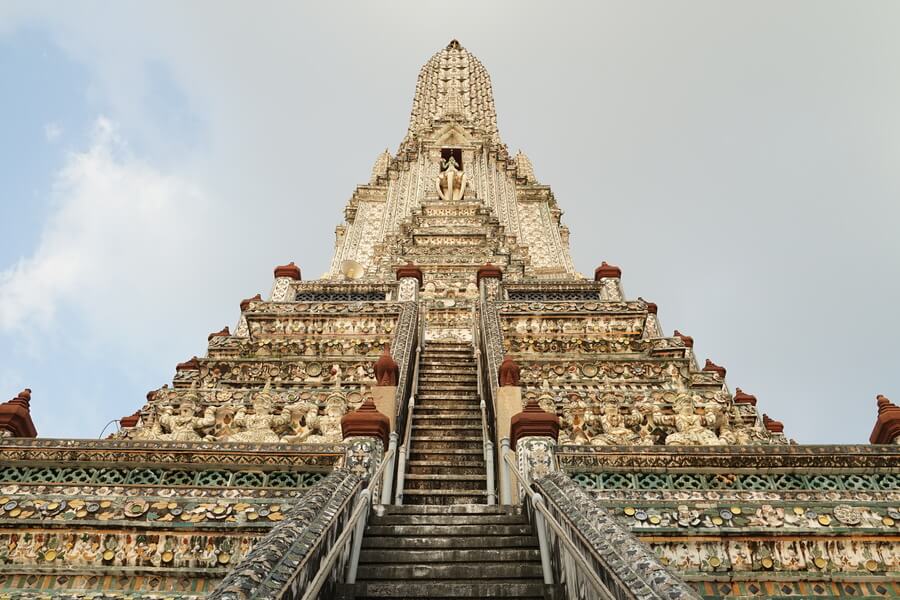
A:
[0, 117, 209, 346]
[43, 122, 62, 142]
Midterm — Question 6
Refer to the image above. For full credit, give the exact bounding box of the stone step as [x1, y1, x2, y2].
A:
[409, 449, 484, 464]
[413, 413, 480, 420]
[413, 418, 481, 428]
[356, 561, 543, 580]
[361, 534, 534, 549]
[349, 580, 548, 598]
[419, 367, 477, 374]
[406, 456, 484, 474]
[411, 439, 483, 451]
[403, 477, 487, 491]
[370, 513, 525, 526]
[364, 523, 532, 537]
[401, 489, 487, 505]
[421, 362, 477, 369]
[416, 394, 479, 402]
[381, 504, 519, 515]
[407, 463, 484, 475]
[404, 475, 487, 491]
[409, 456, 484, 467]
[358, 548, 539, 565]
[411, 424, 482, 433]
[417, 384, 478, 392]
[419, 372, 477, 379]
[413, 409, 481, 417]
[415, 406, 480, 416]
[418, 377, 478, 386]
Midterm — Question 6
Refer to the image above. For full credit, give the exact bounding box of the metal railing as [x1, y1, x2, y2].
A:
[472, 303, 497, 504]
[301, 447, 396, 600]
[502, 452, 617, 600]
[394, 304, 426, 504]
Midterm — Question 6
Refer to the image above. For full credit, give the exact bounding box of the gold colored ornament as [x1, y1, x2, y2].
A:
[44, 550, 57, 562]
[711, 516, 723, 526]
[102, 550, 115, 561]
[814, 557, 828, 569]
[708, 557, 721, 568]
[624, 507, 636, 516]
[865, 559, 879, 572]
[218, 553, 231, 564]
[793, 507, 805, 515]
[162, 551, 174, 563]
[761, 557, 774, 569]
[817, 514, 832, 526]
[730, 506, 742, 515]
[882, 516, 895, 527]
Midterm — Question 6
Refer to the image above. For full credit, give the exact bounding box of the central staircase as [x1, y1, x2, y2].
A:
[342, 340, 554, 598]
[350, 504, 549, 598]
[403, 341, 487, 505]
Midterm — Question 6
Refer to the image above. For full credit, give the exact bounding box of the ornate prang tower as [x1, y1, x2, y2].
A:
[1, 40, 897, 600]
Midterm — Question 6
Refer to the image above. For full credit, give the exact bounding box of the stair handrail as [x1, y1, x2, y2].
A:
[502, 452, 617, 600]
[394, 303, 425, 504]
[472, 303, 497, 504]
[302, 447, 396, 600]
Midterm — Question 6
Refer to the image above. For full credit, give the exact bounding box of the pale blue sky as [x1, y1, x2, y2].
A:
[1, 2, 898, 443]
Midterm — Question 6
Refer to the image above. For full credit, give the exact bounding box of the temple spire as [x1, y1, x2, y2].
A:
[404, 40, 500, 145]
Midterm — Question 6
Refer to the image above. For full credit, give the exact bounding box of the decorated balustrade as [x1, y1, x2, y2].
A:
[528, 443, 900, 599]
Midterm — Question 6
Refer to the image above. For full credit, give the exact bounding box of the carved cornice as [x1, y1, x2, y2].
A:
[556, 444, 900, 472]
[0, 438, 345, 468]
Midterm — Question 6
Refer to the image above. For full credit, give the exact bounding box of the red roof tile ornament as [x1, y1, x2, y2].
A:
[594, 261, 621, 280]
[0, 389, 37, 438]
[119, 410, 141, 428]
[273, 262, 301, 280]
[703, 359, 726, 378]
[674, 330, 694, 348]
[510, 399, 559, 450]
[208, 326, 230, 342]
[498, 355, 521, 387]
[341, 398, 390, 448]
[395, 262, 423, 288]
[240, 294, 262, 312]
[762, 414, 784, 433]
[175, 356, 200, 372]
[733, 388, 758, 406]
[869, 395, 900, 444]
[639, 298, 658, 315]
[476, 263, 503, 285]
[374, 344, 399, 386]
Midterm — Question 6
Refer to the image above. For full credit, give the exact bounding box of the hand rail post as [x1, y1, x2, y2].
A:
[532, 492, 554, 585]
[484, 438, 496, 505]
[499, 436, 512, 505]
[345, 489, 371, 584]
[381, 432, 398, 505]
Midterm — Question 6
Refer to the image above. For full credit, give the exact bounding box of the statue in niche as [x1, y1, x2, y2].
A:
[436, 155, 467, 202]
[281, 400, 319, 443]
[656, 394, 724, 446]
[560, 394, 591, 444]
[304, 394, 348, 443]
[587, 401, 641, 446]
[226, 384, 287, 443]
[158, 396, 210, 442]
